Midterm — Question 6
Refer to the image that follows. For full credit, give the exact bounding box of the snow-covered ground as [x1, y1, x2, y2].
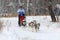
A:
[0, 16, 60, 40]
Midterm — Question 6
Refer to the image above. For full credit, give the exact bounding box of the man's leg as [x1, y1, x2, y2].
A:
[18, 15, 21, 26]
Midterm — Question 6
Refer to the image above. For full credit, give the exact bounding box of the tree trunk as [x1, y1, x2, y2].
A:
[48, 5, 56, 22]
[48, 0, 56, 22]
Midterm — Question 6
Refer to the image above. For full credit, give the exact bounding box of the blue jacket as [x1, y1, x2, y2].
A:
[17, 9, 25, 16]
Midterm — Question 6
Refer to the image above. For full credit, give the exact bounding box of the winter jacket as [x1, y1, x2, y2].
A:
[17, 9, 25, 16]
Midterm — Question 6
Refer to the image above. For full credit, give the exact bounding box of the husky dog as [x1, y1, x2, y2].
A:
[35, 23, 40, 32]
[29, 22, 34, 28]
[28, 20, 40, 32]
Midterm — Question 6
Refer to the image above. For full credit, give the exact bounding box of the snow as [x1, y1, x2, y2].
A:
[0, 16, 60, 40]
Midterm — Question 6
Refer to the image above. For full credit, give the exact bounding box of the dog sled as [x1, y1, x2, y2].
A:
[19, 16, 26, 26]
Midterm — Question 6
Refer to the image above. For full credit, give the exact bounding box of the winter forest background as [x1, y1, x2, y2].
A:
[0, 0, 60, 16]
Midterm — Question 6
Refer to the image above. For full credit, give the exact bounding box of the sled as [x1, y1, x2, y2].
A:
[19, 16, 26, 26]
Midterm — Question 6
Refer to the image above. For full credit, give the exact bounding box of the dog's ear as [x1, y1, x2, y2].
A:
[31, 22, 34, 24]
[37, 23, 40, 26]
[29, 22, 33, 26]
[33, 20, 37, 24]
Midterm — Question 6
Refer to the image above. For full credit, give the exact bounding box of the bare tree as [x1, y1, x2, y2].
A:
[48, 0, 56, 22]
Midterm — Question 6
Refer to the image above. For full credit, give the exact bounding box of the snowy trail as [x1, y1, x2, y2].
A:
[0, 16, 60, 40]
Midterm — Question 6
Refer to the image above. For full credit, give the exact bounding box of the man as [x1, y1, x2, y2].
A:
[17, 6, 25, 26]
[54, 5, 60, 22]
